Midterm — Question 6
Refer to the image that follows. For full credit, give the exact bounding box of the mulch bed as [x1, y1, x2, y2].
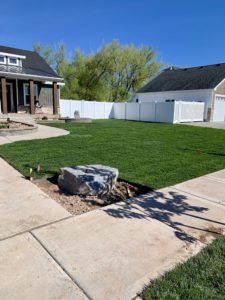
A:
[34, 176, 151, 216]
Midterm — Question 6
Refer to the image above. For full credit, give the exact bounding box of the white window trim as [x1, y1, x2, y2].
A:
[23, 83, 39, 106]
[0, 55, 6, 64]
[8, 57, 19, 66]
[0, 52, 26, 59]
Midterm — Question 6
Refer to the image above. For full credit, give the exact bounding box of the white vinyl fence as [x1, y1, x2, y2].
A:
[60, 99, 114, 119]
[60, 99, 205, 123]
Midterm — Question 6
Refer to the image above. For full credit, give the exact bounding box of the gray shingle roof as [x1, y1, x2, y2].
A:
[0, 45, 62, 81]
[137, 63, 225, 93]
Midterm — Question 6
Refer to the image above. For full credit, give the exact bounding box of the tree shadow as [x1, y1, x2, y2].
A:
[103, 190, 225, 243]
[182, 147, 225, 157]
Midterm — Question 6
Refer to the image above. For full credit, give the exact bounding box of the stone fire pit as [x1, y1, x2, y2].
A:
[59, 117, 92, 123]
[59, 110, 92, 123]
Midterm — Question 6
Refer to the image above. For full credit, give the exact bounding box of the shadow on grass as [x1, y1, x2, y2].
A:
[103, 190, 225, 243]
[182, 147, 225, 157]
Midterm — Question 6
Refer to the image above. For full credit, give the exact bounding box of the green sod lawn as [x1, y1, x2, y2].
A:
[142, 234, 225, 300]
[0, 120, 225, 298]
[0, 120, 225, 188]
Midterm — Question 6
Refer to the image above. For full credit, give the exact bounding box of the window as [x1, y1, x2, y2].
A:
[23, 83, 39, 106]
[0, 56, 6, 64]
[8, 57, 18, 65]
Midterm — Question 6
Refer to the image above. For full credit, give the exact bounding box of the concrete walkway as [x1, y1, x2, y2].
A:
[183, 121, 225, 130]
[0, 158, 225, 299]
[0, 124, 69, 145]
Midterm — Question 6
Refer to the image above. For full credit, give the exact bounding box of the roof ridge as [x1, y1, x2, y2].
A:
[168, 62, 225, 71]
[137, 61, 225, 93]
[0, 45, 34, 54]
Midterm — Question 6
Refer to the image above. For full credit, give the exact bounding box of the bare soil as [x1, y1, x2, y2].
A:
[34, 176, 151, 216]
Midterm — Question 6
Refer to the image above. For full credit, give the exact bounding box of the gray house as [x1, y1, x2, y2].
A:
[134, 63, 225, 122]
[0, 45, 63, 116]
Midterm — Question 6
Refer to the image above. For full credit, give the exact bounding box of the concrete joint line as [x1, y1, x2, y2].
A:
[0, 215, 74, 242]
[171, 186, 225, 207]
[205, 175, 225, 184]
[30, 231, 92, 300]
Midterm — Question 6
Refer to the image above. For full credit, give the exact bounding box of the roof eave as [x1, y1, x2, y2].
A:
[213, 78, 225, 90]
[0, 71, 64, 82]
[136, 88, 214, 94]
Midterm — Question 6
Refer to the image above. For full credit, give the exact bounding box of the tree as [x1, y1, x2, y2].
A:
[33, 41, 160, 102]
[33, 43, 54, 67]
[102, 41, 159, 101]
[54, 43, 68, 76]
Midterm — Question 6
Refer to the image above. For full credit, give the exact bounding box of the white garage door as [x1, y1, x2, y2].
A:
[213, 96, 225, 121]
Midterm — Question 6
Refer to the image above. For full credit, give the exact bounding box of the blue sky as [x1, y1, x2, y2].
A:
[1, 0, 225, 67]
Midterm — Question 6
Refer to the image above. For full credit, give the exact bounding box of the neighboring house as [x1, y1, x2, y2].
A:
[134, 63, 225, 122]
[0, 45, 63, 116]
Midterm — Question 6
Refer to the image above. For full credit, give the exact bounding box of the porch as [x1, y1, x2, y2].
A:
[0, 77, 59, 116]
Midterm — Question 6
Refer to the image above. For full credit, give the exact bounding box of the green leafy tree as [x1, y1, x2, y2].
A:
[33, 43, 54, 67]
[33, 41, 160, 102]
[54, 43, 68, 76]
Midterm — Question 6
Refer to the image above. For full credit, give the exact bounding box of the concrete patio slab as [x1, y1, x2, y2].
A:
[0, 124, 69, 145]
[128, 188, 225, 244]
[0, 233, 87, 300]
[33, 202, 202, 300]
[173, 176, 225, 206]
[0, 158, 70, 240]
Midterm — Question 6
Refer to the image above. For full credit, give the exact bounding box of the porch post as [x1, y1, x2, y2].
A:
[29, 80, 35, 114]
[1, 77, 7, 114]
[53, 82, 59, 115]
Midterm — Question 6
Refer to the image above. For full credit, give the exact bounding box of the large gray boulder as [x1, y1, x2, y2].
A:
[58, 165, 119, 196]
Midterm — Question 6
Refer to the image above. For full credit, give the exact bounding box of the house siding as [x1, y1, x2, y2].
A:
[16, 81, 54, 114]
[38, 84, 54, 114]
[214, 80, 225, 95]
[39, 85, 53, 106]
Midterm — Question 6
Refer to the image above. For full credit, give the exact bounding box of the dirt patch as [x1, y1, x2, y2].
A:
[34, 176, 151, 216]
[198, 226, 224, 244]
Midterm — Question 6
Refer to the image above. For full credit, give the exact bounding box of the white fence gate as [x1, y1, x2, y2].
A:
[173, 101, 205, 123]
[60, 99, 205, 124]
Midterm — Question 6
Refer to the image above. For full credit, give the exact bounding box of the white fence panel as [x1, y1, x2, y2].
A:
[113, 103, 126, 119]
[104, 102, 114, 118]
[174, 101, 205, 123]
[70, 100, 82, 118]
[155, 102, 175, 123]
[180, 102, 194, 122]
[125, 103, 140, 121]
[191, 102, 205, 121]
[94, 101, 105, 119]
[173, 102, 180, 123]
[60, 99, 204, 124]
[60, 100, 72, 118]
[140, 102, 156, 122]
[60, 99, 114, 119]
[82, 101, 95, 119]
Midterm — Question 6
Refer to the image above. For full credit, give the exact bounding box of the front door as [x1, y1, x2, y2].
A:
[0, 83, 14, 113]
